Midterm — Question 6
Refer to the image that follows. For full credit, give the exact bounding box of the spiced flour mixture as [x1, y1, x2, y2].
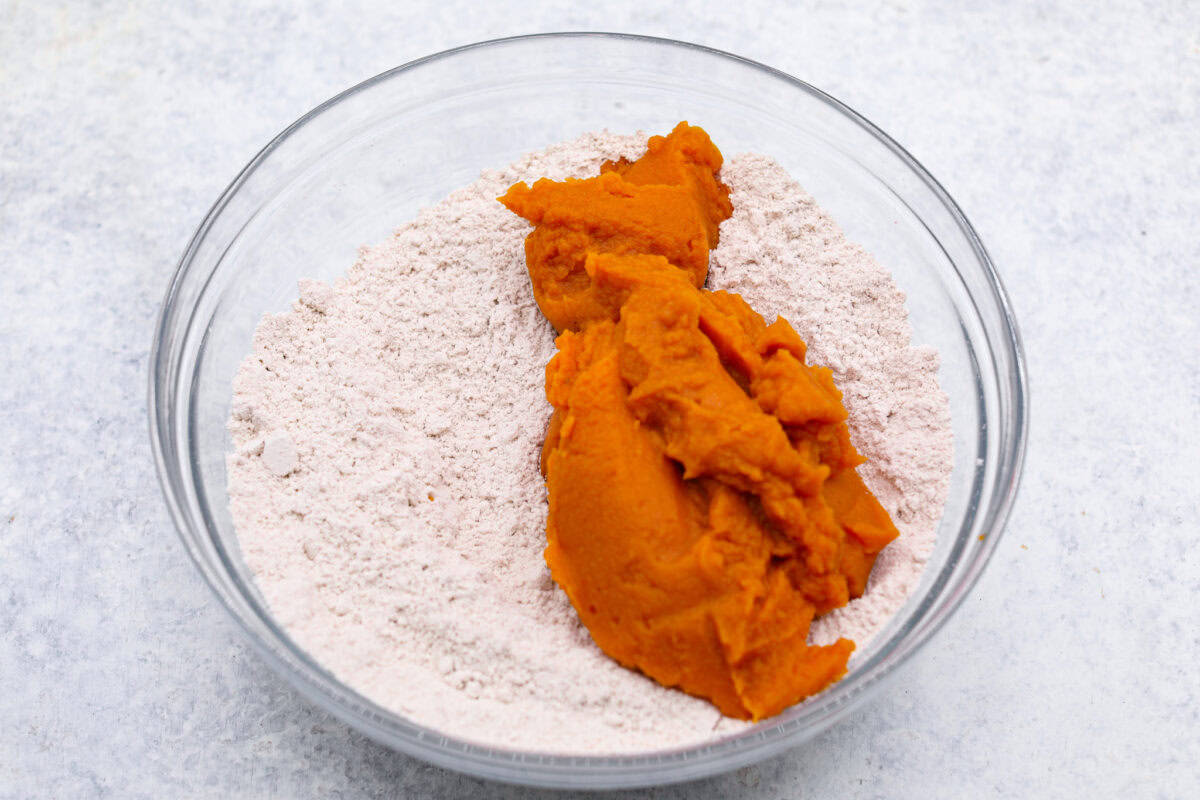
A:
[226, 130, 952, 754]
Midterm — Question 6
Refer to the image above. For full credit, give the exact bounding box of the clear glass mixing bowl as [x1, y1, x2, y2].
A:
[149, 33, 1028, 790]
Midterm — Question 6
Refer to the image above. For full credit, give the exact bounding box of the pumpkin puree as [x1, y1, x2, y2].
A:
[499, 123, 898, 720]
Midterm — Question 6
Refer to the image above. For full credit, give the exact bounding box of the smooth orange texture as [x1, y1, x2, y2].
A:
[499, 122, 731, 332]
[599, 123, 733, 248]
[500, 124, 899, 720]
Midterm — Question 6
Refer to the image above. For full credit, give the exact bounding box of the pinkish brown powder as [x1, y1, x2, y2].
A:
[226, 132, 952, 754]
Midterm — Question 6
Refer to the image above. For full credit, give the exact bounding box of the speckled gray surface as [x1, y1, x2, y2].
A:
[2, 1, 1198, 797]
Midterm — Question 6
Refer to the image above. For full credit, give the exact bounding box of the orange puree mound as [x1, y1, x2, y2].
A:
[500, 124, 899, 720]
[541, 253, 897, 719]
[499, 123, 731, 332]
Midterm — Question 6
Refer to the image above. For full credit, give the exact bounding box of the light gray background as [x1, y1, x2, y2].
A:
[2, 1, 1197, 797]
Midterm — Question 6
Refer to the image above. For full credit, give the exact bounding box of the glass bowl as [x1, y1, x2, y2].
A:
[149, 33, 1027, 790]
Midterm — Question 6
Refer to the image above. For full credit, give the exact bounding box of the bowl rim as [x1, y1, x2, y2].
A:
[148, 31, 1029, 789]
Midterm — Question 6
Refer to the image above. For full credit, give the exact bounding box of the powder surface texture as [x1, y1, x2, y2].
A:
[226, 132, 953, 755]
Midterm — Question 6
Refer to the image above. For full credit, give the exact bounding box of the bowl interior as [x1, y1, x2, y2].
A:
[154, 33, 1024, 789]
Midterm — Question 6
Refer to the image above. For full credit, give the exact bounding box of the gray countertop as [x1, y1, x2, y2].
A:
[2, 1, 1197, 797]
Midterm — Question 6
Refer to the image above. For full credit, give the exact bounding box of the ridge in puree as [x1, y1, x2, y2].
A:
[226, 130, 953, 754]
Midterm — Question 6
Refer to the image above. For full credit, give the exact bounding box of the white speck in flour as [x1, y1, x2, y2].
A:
[260, 429, 297, 477]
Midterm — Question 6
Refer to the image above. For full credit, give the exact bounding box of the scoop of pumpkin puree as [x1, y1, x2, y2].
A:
[501, 122, 898, 720]
[541, 253, 898, 720]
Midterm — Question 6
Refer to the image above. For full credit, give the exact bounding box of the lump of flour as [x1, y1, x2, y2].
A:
[260, 429, 297, 477]
[226, 131, 952, 754]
